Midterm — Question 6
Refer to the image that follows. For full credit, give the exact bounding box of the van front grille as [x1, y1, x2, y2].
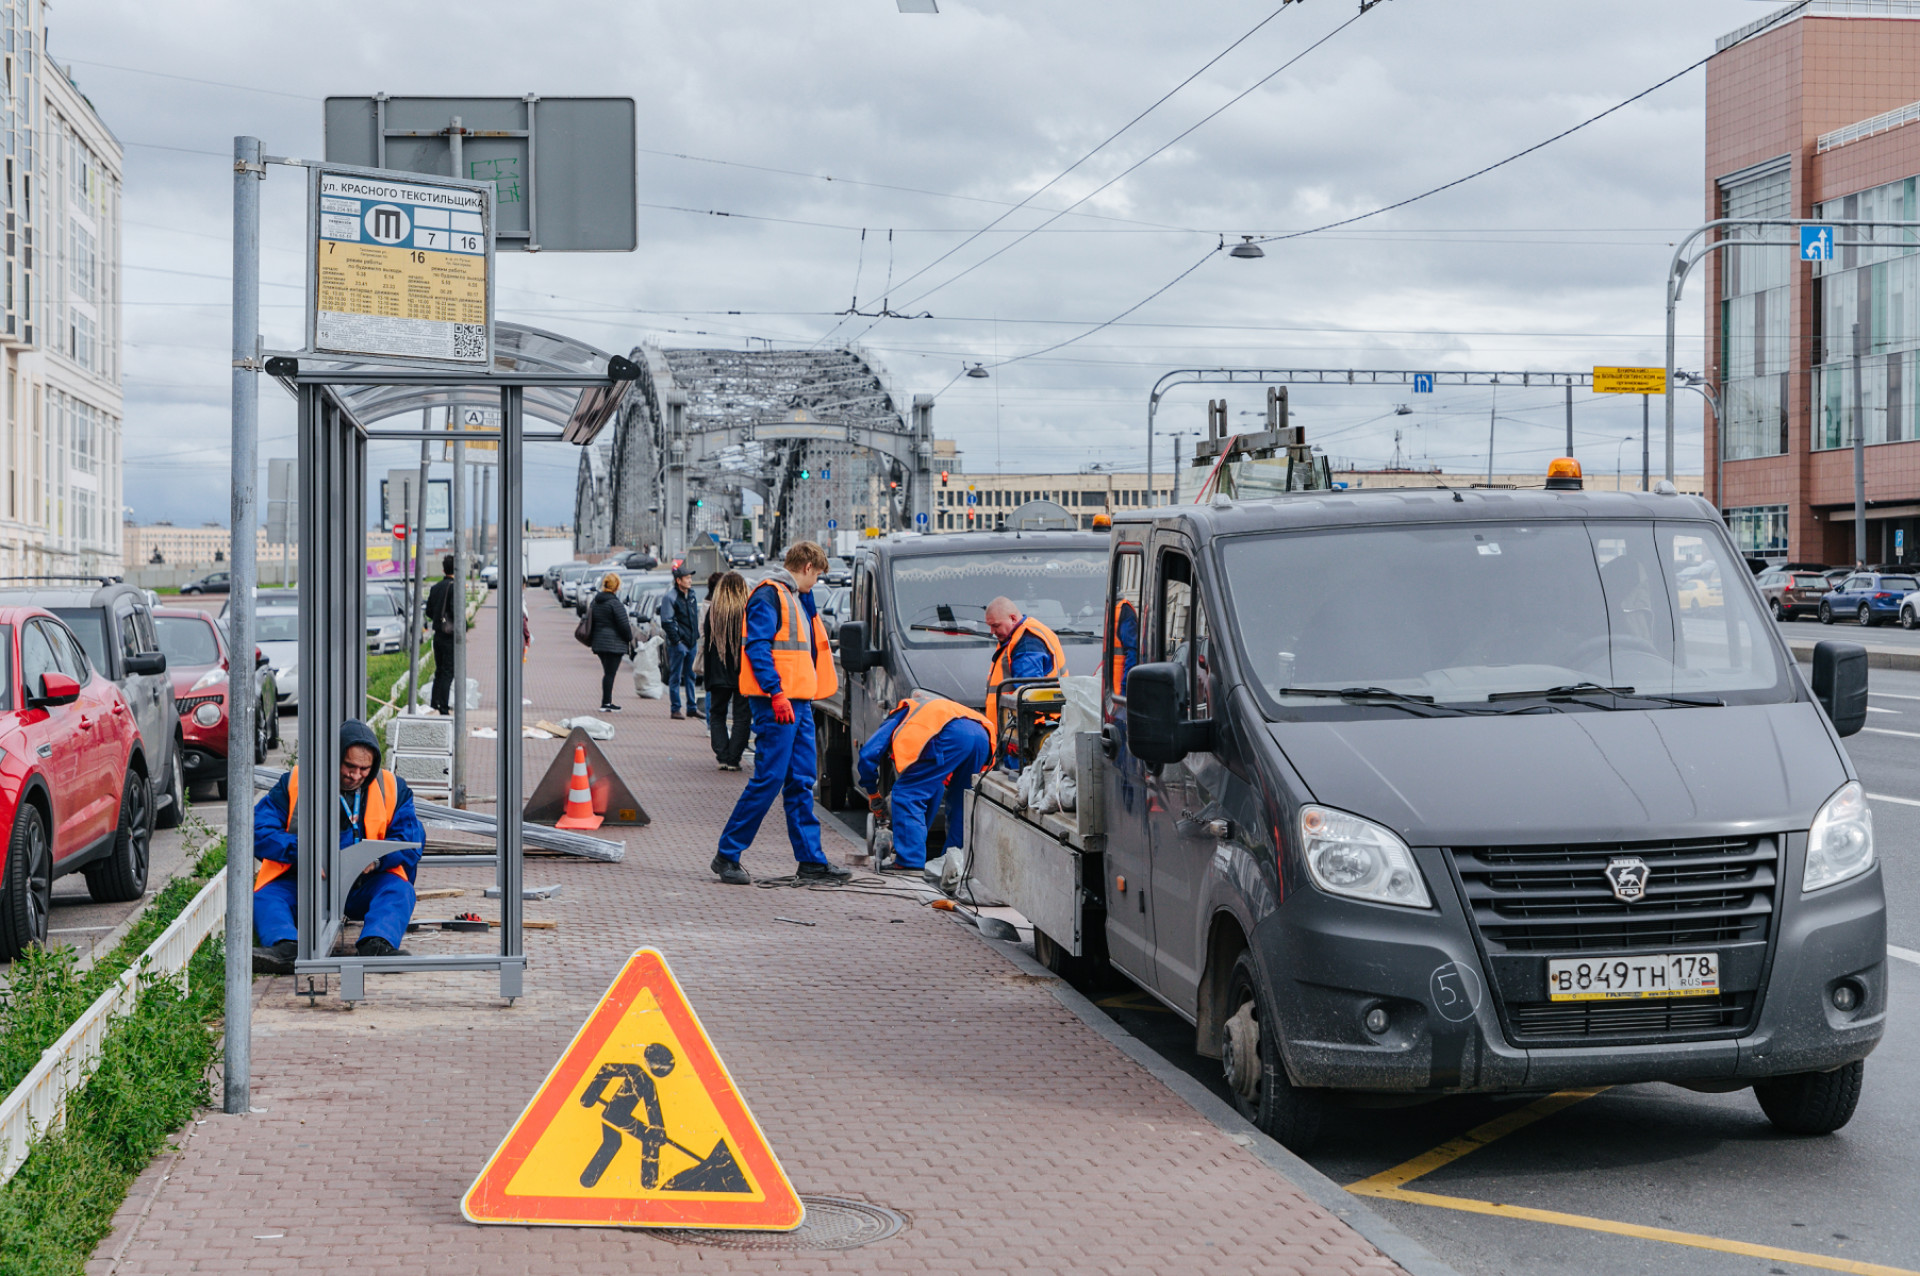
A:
[1449, 837, 1778, 954]
[1508, 991, 1755, 1040]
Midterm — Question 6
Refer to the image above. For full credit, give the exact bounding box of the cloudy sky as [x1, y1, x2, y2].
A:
[67, 0, 1790, 527]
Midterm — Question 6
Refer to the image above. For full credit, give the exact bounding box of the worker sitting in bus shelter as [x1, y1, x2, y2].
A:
[251, 719, 426, 974]
[857, 692, 994, 873]
[983, 595, 1067, 769]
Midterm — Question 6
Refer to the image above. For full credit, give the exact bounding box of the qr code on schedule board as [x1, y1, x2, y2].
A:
[453, 324, 487, 360]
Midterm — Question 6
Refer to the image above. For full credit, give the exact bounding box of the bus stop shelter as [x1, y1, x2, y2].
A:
[264, 322, 637, 1002]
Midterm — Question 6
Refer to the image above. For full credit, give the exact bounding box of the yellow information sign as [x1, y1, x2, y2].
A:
[462, 949, 803, 1230]
[1592, 366, 1667, 395]
[313, 171, 491, 365]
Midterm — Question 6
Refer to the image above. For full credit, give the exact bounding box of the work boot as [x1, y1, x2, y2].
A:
[251, 940, 296, 975]
[796, 860, 853, 883]
[355, 935, 411, 958]
[711, 853, 751, 886]
[671, 709, 685, 720]
[878, 854, 922, 874]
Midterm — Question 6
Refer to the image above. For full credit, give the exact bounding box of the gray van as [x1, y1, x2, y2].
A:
[1080, 484, 1883, 1147]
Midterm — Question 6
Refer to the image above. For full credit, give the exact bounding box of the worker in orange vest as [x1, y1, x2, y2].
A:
[983, 596, 1067, 768]
[251, 719, 425, 973]
[856, 693, 994, 873]
[712, 541, 852, 886]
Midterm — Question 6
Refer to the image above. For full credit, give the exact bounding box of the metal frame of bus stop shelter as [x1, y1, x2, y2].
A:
[265, 346, 636, 1003]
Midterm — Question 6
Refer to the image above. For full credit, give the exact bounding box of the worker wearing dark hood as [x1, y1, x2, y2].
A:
[251, 719, 426, 974]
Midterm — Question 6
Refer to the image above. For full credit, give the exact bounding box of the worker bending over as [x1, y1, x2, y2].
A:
[712, 541, 853, 886]
[252, 719, 426, 973]
[857, 693, 994, 873]
[983, 595, 1067, 768]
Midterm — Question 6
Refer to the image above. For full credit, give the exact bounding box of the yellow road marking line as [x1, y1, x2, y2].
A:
[1345, 1088, 1606, 1193]
[1353, 1186, 1920, 1276]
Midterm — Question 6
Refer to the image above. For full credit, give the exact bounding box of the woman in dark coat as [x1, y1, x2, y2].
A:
[700, 571, 753, 770]
[588, 572, 635, 712]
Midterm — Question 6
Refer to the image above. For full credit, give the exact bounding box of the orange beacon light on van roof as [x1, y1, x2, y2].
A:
[1545, 457, 1584, 491]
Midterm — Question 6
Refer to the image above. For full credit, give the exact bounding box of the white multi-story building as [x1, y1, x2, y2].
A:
[0, 5, 122, 579]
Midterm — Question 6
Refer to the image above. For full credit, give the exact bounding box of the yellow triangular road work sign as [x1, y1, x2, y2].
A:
[462, 949, 803, 1229]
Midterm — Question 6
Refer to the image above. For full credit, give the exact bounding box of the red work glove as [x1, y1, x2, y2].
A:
[770, 692, 796, 725]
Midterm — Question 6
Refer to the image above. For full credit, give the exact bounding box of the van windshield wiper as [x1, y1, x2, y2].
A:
[1276, 686, 1465, 717]
[1486, 682, 1724, 708]
[910, 621, 990, 637]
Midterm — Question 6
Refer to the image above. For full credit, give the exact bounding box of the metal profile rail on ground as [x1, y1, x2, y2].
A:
[264, 339, 636, 1003]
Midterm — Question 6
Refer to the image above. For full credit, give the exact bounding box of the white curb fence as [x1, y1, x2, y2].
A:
[0, 869, 227, 1186]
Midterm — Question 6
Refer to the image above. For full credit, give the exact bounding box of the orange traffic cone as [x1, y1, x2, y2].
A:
[554, 746, 604, 830]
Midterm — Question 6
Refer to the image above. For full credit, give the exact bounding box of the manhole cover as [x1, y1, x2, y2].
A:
[649, 1195, 905, 1250]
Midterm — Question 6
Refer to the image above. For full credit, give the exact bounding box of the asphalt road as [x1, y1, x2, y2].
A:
[816, 657, 1920, 1276]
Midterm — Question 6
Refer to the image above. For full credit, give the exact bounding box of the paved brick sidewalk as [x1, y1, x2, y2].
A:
[88, 594, 1403, 1276]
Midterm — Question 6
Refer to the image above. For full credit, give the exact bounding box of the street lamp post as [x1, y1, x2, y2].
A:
[1673, 371, 1722, 512]
[1616, 434, 1633, 492]
[1664, 216, 1920, 486]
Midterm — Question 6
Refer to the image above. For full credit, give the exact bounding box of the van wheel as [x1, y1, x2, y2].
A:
[0, 804, 51, 959]
[1819, 602, 1834, 624]
[815, 715, 854, 811]
[1754, 1060, 1863, 1135]
[1222, 951, 1324, 1151]
[154, 744, 185, 830]
[84, 772, 152, 903]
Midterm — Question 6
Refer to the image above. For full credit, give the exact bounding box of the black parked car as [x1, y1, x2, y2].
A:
[179, 570, 231, 595]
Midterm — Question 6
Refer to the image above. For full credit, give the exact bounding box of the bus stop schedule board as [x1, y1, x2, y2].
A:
[312, 170, 493, 365]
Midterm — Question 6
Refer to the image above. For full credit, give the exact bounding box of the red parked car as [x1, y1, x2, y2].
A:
[0, 605, 155, 959]
[152, 607, 280, 801]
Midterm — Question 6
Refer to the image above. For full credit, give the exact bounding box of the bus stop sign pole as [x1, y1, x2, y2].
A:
[225, 135, 262, 1115]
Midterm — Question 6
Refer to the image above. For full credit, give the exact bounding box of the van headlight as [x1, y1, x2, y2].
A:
[1299, 805, 1431, 909]
[1805, 781, 1875, 891]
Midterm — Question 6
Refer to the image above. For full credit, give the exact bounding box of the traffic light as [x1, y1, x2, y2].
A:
[941, 470, 949, 486]
[694, 498, 704, 508]
[800, 469, 811, 480]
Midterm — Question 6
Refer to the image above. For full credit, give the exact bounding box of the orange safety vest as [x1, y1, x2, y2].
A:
[736, 577, 838, 701]
[1109, 599, 1137, 694]
[254, 767, 406, 889]
[985, 615, 1067, 729]
[889, 693, 995, 774]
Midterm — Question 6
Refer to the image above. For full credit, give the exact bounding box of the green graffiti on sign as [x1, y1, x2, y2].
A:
[469, 157, 523, 204]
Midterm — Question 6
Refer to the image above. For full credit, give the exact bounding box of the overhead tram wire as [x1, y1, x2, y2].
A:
[826, 0, 1327, 351]
[871, 0, 1307, 305]
[894, 2, 1383, 315]
[1246, 0, 1815, 248]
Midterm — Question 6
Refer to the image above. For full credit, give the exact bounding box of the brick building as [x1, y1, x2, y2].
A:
[1709, 0, 1920, 564]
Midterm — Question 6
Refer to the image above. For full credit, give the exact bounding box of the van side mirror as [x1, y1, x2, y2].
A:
[33, 671, 80, 707]
[124, 651, 167, 676]
[1126, 662, 1211, 764]
[1811, 640, 1868, 737]
[839, 621, 874, 673]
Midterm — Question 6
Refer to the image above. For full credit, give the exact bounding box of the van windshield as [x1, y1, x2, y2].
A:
[892, 550, 1107, 646]
[1219, 520, 1790, 716]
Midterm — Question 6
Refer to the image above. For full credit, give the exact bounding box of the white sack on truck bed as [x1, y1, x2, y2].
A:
[1018, 676, 1099, 814]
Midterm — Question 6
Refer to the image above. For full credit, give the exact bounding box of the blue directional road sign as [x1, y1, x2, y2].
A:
[827, 519, 837, 530]
[821, 467, 831, 481]
[1801, 225, 1834, 262]
[1412, 373, 1435, 394]
[915, 512, 928, 526]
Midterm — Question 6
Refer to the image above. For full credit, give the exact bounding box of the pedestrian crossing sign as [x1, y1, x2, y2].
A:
[462, 948, 803, 1229]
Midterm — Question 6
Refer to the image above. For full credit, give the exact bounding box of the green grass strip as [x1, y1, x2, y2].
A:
[0, 837, 226, 1101]
[0, 936, 225, 1275]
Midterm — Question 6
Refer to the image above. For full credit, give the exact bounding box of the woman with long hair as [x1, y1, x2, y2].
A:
[701, 571, 753, 769]
[587, 572, 634, 712]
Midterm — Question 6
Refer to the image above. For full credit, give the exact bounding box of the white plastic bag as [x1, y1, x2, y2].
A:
[632, 635, 666, 699]
[559, 715, 616, 740]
